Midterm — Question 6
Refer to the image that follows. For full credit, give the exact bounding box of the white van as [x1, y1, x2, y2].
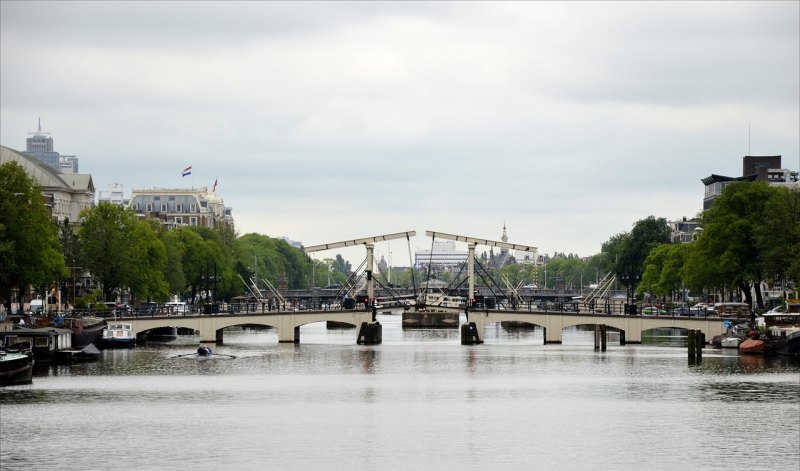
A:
[163, 301, 187, 315]
[29, 299, 44, 313]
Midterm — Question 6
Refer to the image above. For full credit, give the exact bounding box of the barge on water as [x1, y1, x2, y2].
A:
[0, 327, 75, 364]
[0, 348, 34, 386]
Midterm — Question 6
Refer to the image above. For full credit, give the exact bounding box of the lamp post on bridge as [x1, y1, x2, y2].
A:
[201, 262, 218, 314]
[621, 273, 640, 315]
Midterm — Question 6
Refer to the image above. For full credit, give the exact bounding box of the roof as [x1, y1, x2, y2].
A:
[1, 145, 94, 193]
[1, 327, 73, 336]
[700, 174, 757, 186]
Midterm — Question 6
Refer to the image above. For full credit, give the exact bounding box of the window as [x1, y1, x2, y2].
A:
[189, 217, 197, 226]
[146, 203, 153, 212]
[175, 216, 183, 224]
[160, 203, 168, 212]
[168, 196, 175, 201]
[133, 202, 139, 211]
[190, 203, 196, 212]
[176, 203, 183, 212]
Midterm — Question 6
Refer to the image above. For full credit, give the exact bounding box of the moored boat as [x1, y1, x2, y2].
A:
[763, 300, 800, 358]
[0, 327, 74, 363]
[739, 338, 766, 354]
[0, 348, 34, 386]
[720, 337, 741, 348]
[64, 316, 107, 348]
[57, 343, 102, 363]
[100, 323, 136, 349]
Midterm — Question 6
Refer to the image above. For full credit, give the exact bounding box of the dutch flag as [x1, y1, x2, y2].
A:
[182, 166, 192, 177]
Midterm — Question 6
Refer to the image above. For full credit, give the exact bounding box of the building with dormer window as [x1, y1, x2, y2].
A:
[128, 187, 234, 231]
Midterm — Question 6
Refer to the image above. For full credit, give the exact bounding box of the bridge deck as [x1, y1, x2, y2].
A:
[118, 308, 726, 345]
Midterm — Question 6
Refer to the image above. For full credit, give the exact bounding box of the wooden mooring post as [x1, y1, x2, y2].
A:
[687, 329, 704, 362]
[594, 324, 607, 351]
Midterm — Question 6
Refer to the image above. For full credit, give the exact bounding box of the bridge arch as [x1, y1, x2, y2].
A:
[469, 311, 725, 345]
[125, 311, 373, 344]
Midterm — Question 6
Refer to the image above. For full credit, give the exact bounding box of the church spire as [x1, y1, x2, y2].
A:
[501, 222, 508, 244]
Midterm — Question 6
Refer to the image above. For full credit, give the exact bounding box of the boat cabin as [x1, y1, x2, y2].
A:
[0, 327, 73, 363]
[423, 293, 464, 308]
[101, 323, 136, 348]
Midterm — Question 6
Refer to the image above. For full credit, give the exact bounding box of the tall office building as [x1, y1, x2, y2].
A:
[23, 118, 79, 173]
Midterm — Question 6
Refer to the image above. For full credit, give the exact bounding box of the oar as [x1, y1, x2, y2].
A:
[172, 353, 199, 358]
[210, 353, 237, 359]
[171, 352, 237, 359]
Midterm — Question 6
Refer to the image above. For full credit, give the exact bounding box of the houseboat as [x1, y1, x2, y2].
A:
[100, 323, 136, 349]
[0, 327, 74, 364]
[763, 299, 800, 358]
[63, 316, 107, 348]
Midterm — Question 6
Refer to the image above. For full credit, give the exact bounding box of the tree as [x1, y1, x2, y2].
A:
[162, 229, 187, 296]
[599, 216, 671, 297]
[639, 243, 690, 300]
[58, 219, 81, 305]
[79, 202, 168, 302]
[755, 187, 800, 290]
[165, 227, 222, 303]
[0, 162, 66, 312]
[689, 181, 780, 308]
[126, 219, 169, 302]
[618, 216, 671, 276]
[333, 254, 352, 275]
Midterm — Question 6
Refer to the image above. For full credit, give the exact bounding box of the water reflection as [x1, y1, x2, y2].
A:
[3, 315, 799, 471]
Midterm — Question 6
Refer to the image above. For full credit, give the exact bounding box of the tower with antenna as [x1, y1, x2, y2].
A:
[22, 118, 80, 173]
[24, 118, 59, 169]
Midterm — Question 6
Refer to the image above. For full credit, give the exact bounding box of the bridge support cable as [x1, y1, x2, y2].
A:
[330, 259, 367, 309]
[423, 234, 436, 299]
[425, 231, 537, 312]
[582, 272, 615, 313]
[370, 276, 414, 308]
[238, 274, 265, 303]
[406, 233, 419, 305]
[304, 232, 415, 316]
[419, 258, 469, 309]
[260, 276, 286, 307]
[473, 258, 514, 310]
[501, 274, 525, 309]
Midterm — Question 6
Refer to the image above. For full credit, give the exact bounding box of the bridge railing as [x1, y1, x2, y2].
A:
[470, 300, 728, 319]
[65, 301, 372, 319]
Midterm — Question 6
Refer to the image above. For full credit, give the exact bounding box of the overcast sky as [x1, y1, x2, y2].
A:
[2, 1, 798, 265]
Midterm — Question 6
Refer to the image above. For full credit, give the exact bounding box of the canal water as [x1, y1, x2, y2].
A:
[1, 314, 798, 470]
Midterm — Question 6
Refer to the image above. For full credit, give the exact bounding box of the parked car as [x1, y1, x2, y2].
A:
[641, 306, 666, 316]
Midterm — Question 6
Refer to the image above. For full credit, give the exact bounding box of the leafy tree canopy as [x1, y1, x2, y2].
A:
[0, 161, 66, 309]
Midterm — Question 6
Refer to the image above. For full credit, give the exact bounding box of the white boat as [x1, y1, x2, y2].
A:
[100, 323, 136, 349]
[422, 293, 464, 308]
[720, 337, 741, 348]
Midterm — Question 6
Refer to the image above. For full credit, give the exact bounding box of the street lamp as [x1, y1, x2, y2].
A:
[620, 273, 640, 315]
